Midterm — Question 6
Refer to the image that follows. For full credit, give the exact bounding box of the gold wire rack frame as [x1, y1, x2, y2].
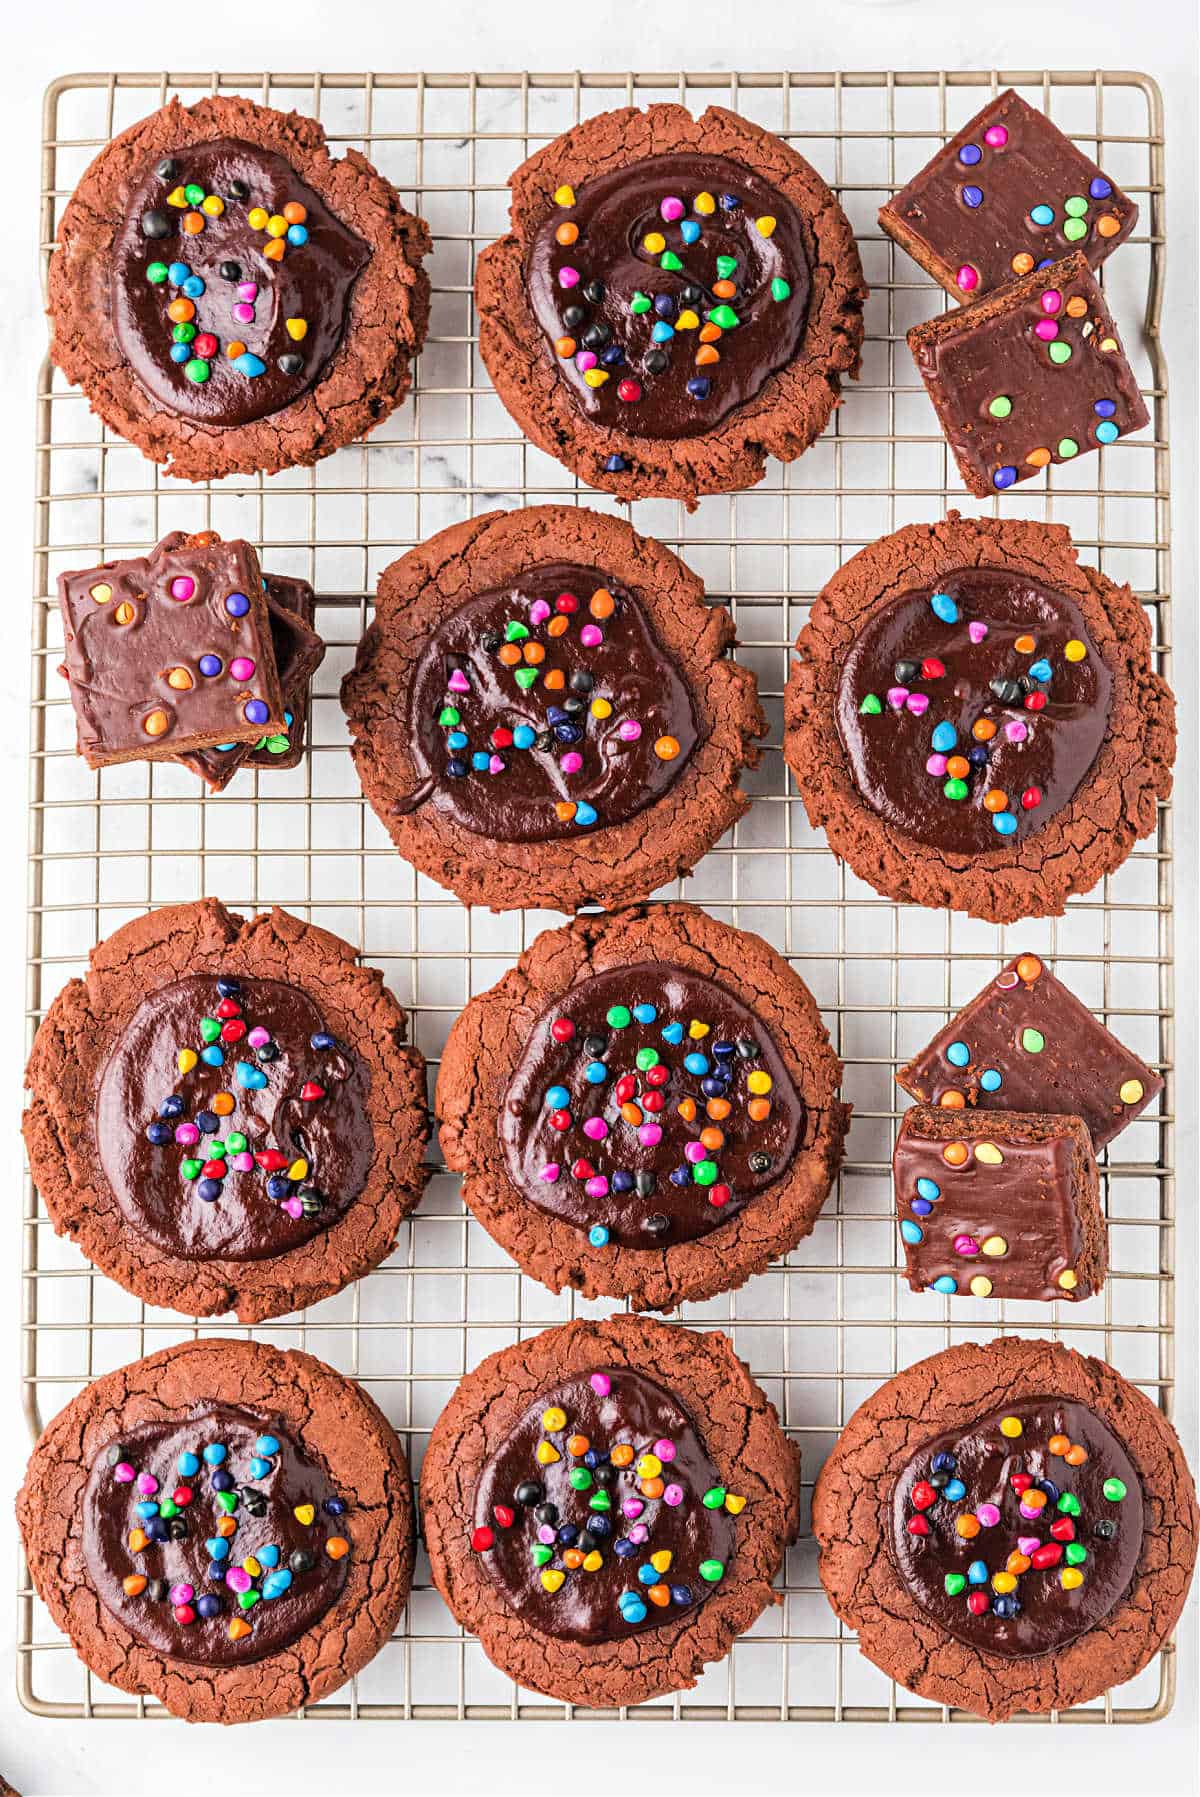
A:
[21, 67, 1174, 1722]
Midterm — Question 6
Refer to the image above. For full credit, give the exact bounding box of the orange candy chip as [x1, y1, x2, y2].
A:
[167, 667, 193, 692]
[283, 201, 308, 225]
[972, 718, 997, 742]
[943, 1141, 970, 1167]
[182, 211, 205, 234]
[1016, 955, 1042, 983]
[648, 1583, 671, 1607]
[1097, 213, 1121, 237]
[706, 1098, 731, 1121]
[123, 1574, 148, 1596]
[610, 1444, 634, 1468]
[143, 710, 170, 738]
[264, 238, 286, 262]
[566, 1433, 589, 1457]
[589, 589, 615, 619]
[555, 335, 576, 358]
[945, 756, 970, 780]
[228, 1617, 253, 1641]
[522, 641, 545, 664]
[498, 643, 522, 666]
[543, 669, 566, 690]
[167, 298, 195, 324]
[939, 1090, 966, 1110]
[1048, 1434, 1071, 1456]
[555, 221, 579, 246]
[955, 1514, 981, 1539]
[325, 1537, 350, 1561]
[547, 615, 569, 638]
[677, 1097, 697, 1123]
[1025, 448, 1051, 467]
[747, 1097, 771, 1122]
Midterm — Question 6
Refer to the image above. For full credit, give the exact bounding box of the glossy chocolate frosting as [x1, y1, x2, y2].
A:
[84, 1405, 349, 1664]
[890, 1396, 1142, 1657]
[97, 973, 371, 1261]
[113, 137, 369, 427]
[836, 567, 1111, 852]
[406, 562, 699, 842]
[473, 1367, 737, 1644]
[527, 152, 811, 439]
[501, 962, 804, 1248]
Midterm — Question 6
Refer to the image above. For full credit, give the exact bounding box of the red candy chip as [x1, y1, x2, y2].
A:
[492, 727, 514, 750]
[549, 1110, 571, 1131]
[493, 1505, 515, 1529]
[300, 1081, 326, 1101]
[615, 1076, 637, 1105]
[194, 333, 219, 358]
[921, 658, 945, 679]
[644, 1064, 670, 1088]
[202, 1160, 226, 1179]
[911, 1481, 937, 1511]
[570, 1159, 594, 1180]
[1031, 1542, 1062, 1569]
[215, 998, 241, 1019]
[617, 379, 642, 403]
[708, 1183, 732, 1208]
[470, 1526, 494, 1553]
[255, 1151, 289, 1171]
[221, 1019, 247, 1042]
[174, 1604, 197, 1624]
[550, 1018, 574, 1043]
[555, 593, 579, 613]
[1010, 1473, 1033, 1493]
[642, 1091, 665, 1113]
[1024, 692, 1047, 712]
[173, 1486, 193, 1506]
[906, 1515, 930, 1536]
[967, 1591, 990, 1615]
[1050, 1517, 1076, 1542]
[1021, 787, 1042, 809]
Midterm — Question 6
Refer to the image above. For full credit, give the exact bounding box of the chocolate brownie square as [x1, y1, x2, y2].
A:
[908, 251, 1148, 497]
[175, 574, 324, 790]
[880, 89, 1138, 301]
[897, 951, 1162, 1151]
[57, 533, 285, 766]
[894, 1105, 1105, 1303]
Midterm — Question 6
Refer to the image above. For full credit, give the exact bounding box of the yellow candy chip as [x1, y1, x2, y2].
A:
[999, 1416, 1023, 1439]
[178, 1049, 198, 1074]
[1119, 1079, 1144, 1105]
[724, 1494, 747, 1514]
[590, 698, 612, 719]
[694, 191, 716, 215]
[688, 1021, 710, 1039]
[747, 1071, 773, 1095]
[293, 1504, 315, 1526]
[636, 1454, 663, 1479]
[1064, 639, 1087, 662]
[242, 1556, 262, 1578]
[553, 184, 576, 207]
[982, 1236, 1008, 1257]
[167, 185, 187, 207]
[541, 1407, 567, 1431]
[536, 1441, 561, 1465]
[286, 318, 309, 341]
[583, 369, 609, 388]
[991, 1571, 1017, 1594]
[201, 194, 224, 217]
[115, 601, 136, 626]
[755, 215, 777, 237]
[266, 214, 288, 237]
[90, 583, 112, 604]
[675, 309, 700, 330]
[540, 1569, 565, 1593]
[975, 1143, 1004, 1165]
[642, 232, 666, 255]
[288, 1158, 309, 1182]
[1058, 1268, 1078, 1290]
[651, 1549, 673, 1573]
[228, 1617, 252, 1641]
[1061, 1568, 1085, 1590]
[1099, 337, 1118, 353]
[969, 1276, 993, 1298]
[583, 1551, 603, 1572]
[248, 207, 269, 230]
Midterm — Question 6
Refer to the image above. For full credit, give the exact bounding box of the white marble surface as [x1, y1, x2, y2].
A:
[0, 2, 1194, 1791]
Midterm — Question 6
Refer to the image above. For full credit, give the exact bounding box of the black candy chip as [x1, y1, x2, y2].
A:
[634, 1171, 656, 1197]
[581, 322, 611, 349]
[570, 669, 594, 694]
[583, 1035, 607, 1057]
[1093, 1519, 1117, 1539]
[141, 210, 169, 239]
[535, 1502, 558, 1525]
[219, 260, 242, 281]
[514, 1480, 542, 1507]
[155, 158, 178, 181]
[563, 305, 586, 330]
[644, 1213, 670, 1235]
[147, 1578, 169, 1602]
[736, 1039, 760, 1059]
[645, 350, 670, 375]
[481, 631, 502, 653]
[893, 660, 918, 685]
[582, 279, 605, 304]
[290, 1548, 315, 1574]
[278, 353, 304, 376]
[749, 1151, 771, 1173]
[227, 179, 250, 201]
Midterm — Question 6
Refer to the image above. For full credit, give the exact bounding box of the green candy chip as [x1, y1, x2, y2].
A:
[692, 1160, 718, 1186]
[146, 261, 169, 284]
[181, 1158, 202, 1180]
[1057, 1492, 1082, 1517]
[606, 1005, 632, 1029]
[702, 1487, 727, 1509]
[716, 255, 738, 279]
[588, 1490, 612, 1513]
[200, 1018, 221, 1043]
[1103, 1477, 1127, 1503]
[1021, 1028, 1045, 1054]
[504, 621, 530, 642]
[514, 667, 539, 690]
[699, 1559, 725, 1583]
[568, 1468, 592, 1492]
[858, 693, 882, 715]
[660, 250, 683, 272]
[770, 277, 791, 302]
[532, 1545, 553, 1567]
[1048, 341, 1073, 365]
[630, 291, 652, 314]
[707, 303, 740, 329]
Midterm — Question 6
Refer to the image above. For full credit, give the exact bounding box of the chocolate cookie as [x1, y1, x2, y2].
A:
[879, 90, 1138, 302]
[896, 950, 1162, 1150]
[475, 104, 866, 505]
[17, 1337, 414, 1723]
[812, 1337, 1197, 1719]
[422, 1313, 799, 1706]
[23, 899, 428, 1322]
[437, 903, 847, 1311]
[784, 513, 1174, 922]
[48, 95, 431, 481]
[340, 506, 766, 913]
[894, 1107, 1106, 1302]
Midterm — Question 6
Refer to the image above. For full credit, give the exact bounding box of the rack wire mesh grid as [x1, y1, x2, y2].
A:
[22, 69, 1173, 1723]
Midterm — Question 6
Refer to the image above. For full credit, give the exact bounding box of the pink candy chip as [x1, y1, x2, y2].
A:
[237, 281, 258, 301]
[622, 1497, 644, 1519]
[660, 196, 684, 221]
[136, 1472, 158, 1494]
[248, 1026, 270, 1048]
[529, 599, 551, 625]
[230, 1152, 254, 1172]
[1018, 1535, 1039, 1555]
[448, 669, 470, 693]
[926, 754, 948, 777]
[561, 752, 583, 774]
[906, 693, 930, 716]
[584, 1175, 609, 1199]
[976, 1503, 1001, 1528]
[628, 1524, 649, 1545]
[984, 124, 1008, 147]
[663, 1483, 684, 1506]
[886, 686, 909, 709]
[283, 1196, 304, 1219]
[618, 719, 642, 742]
[540, 1163, 560, 1182]
[580, 624, 603, 648]
[227, 1568, 252, 1594]
[114, 1462, 135, 1483]
[1035, 319, 1059, 341]
[684, 1141, 706, 1163]
[1041, 289, 1062, 315]
[232, 302, 254, 325]
[175, 1122, 200, 1146]
[583, 1116, 608, 1141]
[559, 266, 580, 289]
[488, 755, 505, 775]
[575, 349, 597, 372]
[968, 621, 989, 643]
[1005, 719, 1028, 743]
[954, 1234, 980, 1256]
[589, 1373, 611, 1397]
[229, 657, 256, 682]
[639, 1122, 663, 1147]
[538, 1524, 556, 1545]
[654, 1439, 676, 1462]
[957, 263, 979, 292]
[169, 576, 195, 602]
[170, 1583, 194, 1605]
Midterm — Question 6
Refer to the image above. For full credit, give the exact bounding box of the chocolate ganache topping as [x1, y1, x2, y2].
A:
[837, 567, 1112, 852]
[890, 1396, 1142, 1657]
[113, 138, 370, 427]
[84, 1406, 350, 1663]
[471, 1367, 741, 1643]
[97, 972, 371, 1261]
[501, 962, 804, 1248]
[527, 153, 812, 439]
[407, 562, 699, 841]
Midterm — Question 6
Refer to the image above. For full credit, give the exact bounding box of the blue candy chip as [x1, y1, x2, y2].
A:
[992, 811, 1018, 836]
[662, 1022, 685, 1045]
[447, 731, 468, 750]
[1096, 420, 1119, 443]
[686, 376, 711, 399]
[680, 219, 701, 243]
[931, 1275, 957, 1294]
[545, 1086, 571, 1111]
[197, 1179, 222, 1202]
[181, 275, 205, 298]
[621, 1601, 648, 1623]
[968, 1559, 989, 1584]
[574, 803, 598, 827]
[916, 1177, 941, 1202]
[604, 454, 628, 473]
[169, 342, 191, 363]
[637, 1563, 658, 1584]
[900, 1220, 924, 1245]
[614, 1539, 637, 1557]
[946, 1041, 970, 1068]
[235, 1061, 267, 1090]
[911, 1198, 933, 1217]
[684, 1052, 709, 1076]
[588, 1224, 610, 1246]
[250, 1458, 272, 1480]
[931, 1453, 957, 1473]
[512, 725, 536, 749]
[233, 352, 267, 377]
[1094, 397, 1117, 418]
[958, 143, 982, 165]
[178, 1452, 201, 1477]
[961, 184, 983, 207]
[286, 223, 309, 246]
[585, 1062, 608, 1084]
[1089, 176, 1113, 199]
[262, 1569, 293, 1600]
[136, 1500, 159, 1518]
[167, 261, 190, 285]
[670, 1584, 693, 1604]
[471, 751, 490, 771]
[931, 592, 959, 624]
[203, 1444, 227, 1466]
[201, 1044, 225, 1067]
[992, 465, 1018, 490]
[931, 721, 957, 753]
[633, 1003, 657, 1024]
[980, 1068, 1003, 1092]
[206, 1537, 230, 1560]
[944, 1478, 967, 1501]
[1030, 203, 1055, 226]
[1028, 658, 1052, 681]
[651, 321, 675, 343]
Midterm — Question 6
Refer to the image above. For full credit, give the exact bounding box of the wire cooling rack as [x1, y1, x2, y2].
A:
[21, 69, 1174, 1723]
